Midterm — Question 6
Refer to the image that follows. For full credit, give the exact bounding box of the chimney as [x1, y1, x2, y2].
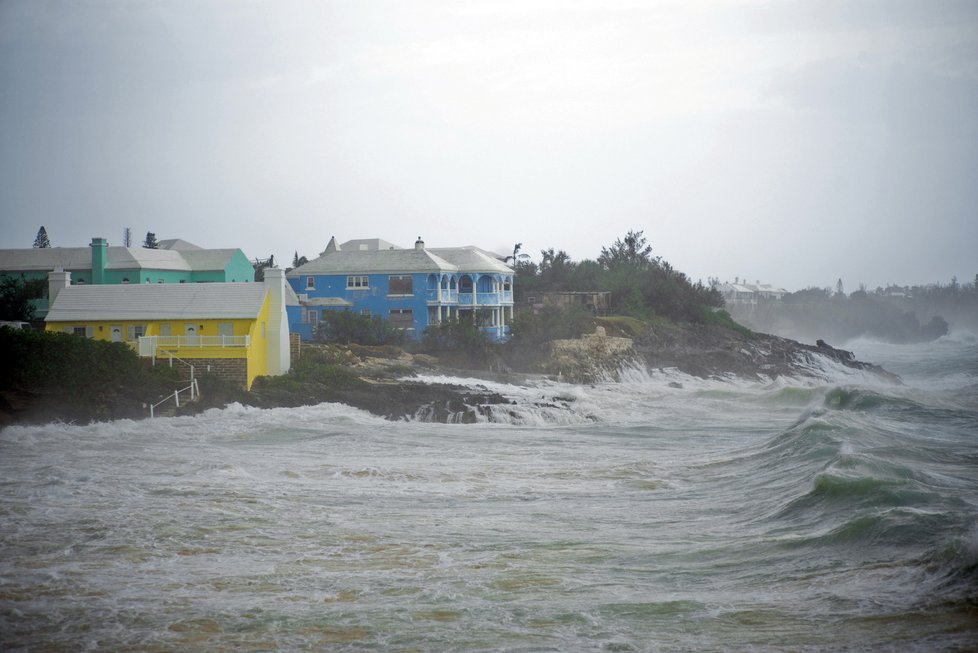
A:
[48, 268, 71, 305]
[263, 268, 291, 377]
[91, 237, 108, 284]
[415, 236, 425, 251]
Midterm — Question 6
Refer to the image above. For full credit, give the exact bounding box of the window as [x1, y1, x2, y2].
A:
[159, 324, 171, 337]
[388, 308, 413, 329]
[218, 323, 234, 337]
[306, 309, 319, 325]
[127, 325, 145, 340]
[306, 276, 315, 290]
[76, 278, 85, 285]
[122, 278, 130, 284]
[346, 275, 369, 289]
[388, 275, 412, 295]
[71, 326, 92, 337]
[157, 279, 164, 284]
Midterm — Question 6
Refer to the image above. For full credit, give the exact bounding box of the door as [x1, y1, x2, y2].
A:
[184, 323, 198, 346]
[110, 325, 123, 342]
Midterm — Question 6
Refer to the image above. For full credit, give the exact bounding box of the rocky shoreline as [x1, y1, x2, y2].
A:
[0, 323, 900, 427]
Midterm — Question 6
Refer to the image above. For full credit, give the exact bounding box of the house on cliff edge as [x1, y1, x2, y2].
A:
[287, 236, 515, 342]
[44, 269, 292, 390]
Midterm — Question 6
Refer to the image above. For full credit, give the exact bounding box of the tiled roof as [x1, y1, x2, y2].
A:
[0, 245, 237, 273]
[178, 249, 240, 271]
[288, 248, 457, 277]
[45, 283, 268, 322]
[429, 247, 514, 274]
[158, 239, 203, 250]
[339, 238, 403, 251]
[0, 247, 93, 271]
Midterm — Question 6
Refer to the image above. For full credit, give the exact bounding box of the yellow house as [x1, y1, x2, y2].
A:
[44, 269, 292, 389]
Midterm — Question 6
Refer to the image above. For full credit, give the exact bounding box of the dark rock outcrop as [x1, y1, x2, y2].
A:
[635, 323, 899, 383]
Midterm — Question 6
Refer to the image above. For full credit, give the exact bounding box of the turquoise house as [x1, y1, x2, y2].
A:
[0, 237, 255, 318]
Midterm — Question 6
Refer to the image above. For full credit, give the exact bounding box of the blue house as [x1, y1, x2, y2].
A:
[286, 237, 515, 342]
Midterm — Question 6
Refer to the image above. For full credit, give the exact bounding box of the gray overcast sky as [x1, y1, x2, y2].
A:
[2, 0, 976, 291]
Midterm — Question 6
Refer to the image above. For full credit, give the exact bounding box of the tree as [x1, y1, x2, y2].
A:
[0, 277, 45, 321]
[504, 243, 529, 265]
[143, 232, 159, 249]
[253, 255, 276, 282]
[292, 251, 308, 269]
[33, 226, 51, 248]
[598, 230, 655, 270]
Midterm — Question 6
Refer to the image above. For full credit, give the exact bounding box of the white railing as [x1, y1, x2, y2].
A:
[147, 378, 200, 418]
[138, 335, 250, 356]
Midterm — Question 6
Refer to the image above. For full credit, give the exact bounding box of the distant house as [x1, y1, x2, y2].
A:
[287, 237, 515, 342]
[0, 237, 255, 317]
[44, 269, 291, 390]
[720, 280, 787, 305]
[526, 291, 611, 316]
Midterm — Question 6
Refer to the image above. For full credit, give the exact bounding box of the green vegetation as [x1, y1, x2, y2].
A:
[514, 230, 723, 323]
[509, 303, 594, 346]
[316, 310, 407, 346]
[33, 226, 51, 248]
[0, 327, 185, 424]
[248, 346, 366, 406]
[0, 277, 46, 321]
[698, 307, 754, 338]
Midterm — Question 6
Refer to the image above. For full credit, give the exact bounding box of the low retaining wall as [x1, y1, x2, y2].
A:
[549, 327, 635, 382]
[191, 358, 248, 389]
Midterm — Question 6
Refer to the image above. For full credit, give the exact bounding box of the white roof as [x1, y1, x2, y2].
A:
[429, 247, 514, 275]
[158, 238, 203, 250]
[0, 245, 238, 273]
[45, 283, 269, 322]
[339, 238, 403, 251]
[306, 297, 354, 307]
[0, 247, 93, 271]
[288, 248, 457, 277]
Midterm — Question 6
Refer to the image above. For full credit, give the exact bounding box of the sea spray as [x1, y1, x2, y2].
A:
[2, 337, 976, 651]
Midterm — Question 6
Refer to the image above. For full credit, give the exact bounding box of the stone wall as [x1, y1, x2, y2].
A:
[548, 326, 635, 382]
[290, 333, 302, 365]
[193, 358, 248, 389]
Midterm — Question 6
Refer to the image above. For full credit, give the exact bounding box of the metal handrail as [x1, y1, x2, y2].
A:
[147, 378, 200, 418]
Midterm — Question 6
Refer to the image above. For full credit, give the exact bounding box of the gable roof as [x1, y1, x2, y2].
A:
[158, 238, 203, 250]
[429, 247, 514, 274]
[0, 244, 240, 274]
[339, 238, 402, 251]
[45, 283, 269, 322]
[288, 248, 457, 277]
[0, 247, 93, 271]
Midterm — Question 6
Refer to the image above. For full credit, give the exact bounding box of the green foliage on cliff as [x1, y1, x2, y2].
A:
[0, 327, 183, 423]
[510, 303, 594, 347]
[698, 307, 753, 338]
[516, 230, 724, 323]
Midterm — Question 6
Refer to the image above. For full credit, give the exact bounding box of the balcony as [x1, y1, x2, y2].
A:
[426, 289, 458, 304]
[138, 335, 250, 357]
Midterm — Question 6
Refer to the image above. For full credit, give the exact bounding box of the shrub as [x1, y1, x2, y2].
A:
[315, 310, 407, 346]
